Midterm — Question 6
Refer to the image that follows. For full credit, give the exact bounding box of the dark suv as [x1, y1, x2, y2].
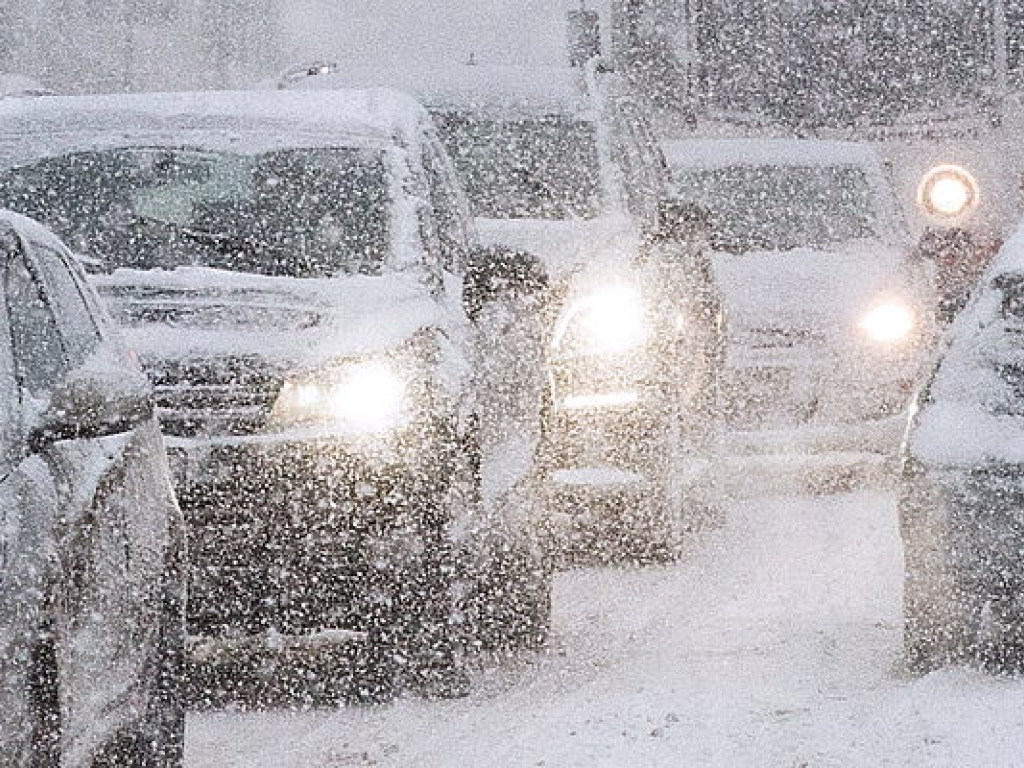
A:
[0, 89, 551, 701]
[0, 210, 184, 765]
[900, 226, 1024, 672]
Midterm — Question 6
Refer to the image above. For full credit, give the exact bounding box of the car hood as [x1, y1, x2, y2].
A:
[475, 215, 640, 278]
[91, 267, 442, 369]
[711, 240, 919, 339]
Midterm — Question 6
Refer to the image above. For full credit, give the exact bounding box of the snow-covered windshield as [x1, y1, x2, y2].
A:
[432, 112, 601, 220]
[671, 165, 879, 253]
[0, 147, 391, 278]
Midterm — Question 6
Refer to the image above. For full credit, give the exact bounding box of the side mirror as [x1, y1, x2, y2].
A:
[29, 362, 154, 452]
[464, 245, 549, 321]
[653, 200, 713, 245]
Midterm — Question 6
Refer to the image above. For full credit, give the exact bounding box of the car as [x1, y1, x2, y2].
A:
[0, 89, 552, 703]
[899, 224, 1024, 673]
[285, 63, 724, 561]
[662, 137, 935, 465]
[0, 210, 185, 765]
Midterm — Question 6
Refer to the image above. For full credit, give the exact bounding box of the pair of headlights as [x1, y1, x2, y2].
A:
[554, 283, 917, 354]
[271, 359, 411, 435]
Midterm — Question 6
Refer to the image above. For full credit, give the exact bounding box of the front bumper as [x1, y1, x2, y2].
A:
[168, 432, 454, 641]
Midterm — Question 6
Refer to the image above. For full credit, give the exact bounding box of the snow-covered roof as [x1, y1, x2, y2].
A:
[0, 89, 429, 166]
[661, 138, 883, 170]
[287, 63, 591, 116]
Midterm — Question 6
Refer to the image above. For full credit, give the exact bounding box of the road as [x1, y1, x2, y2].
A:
[186, 486, 1024, 767]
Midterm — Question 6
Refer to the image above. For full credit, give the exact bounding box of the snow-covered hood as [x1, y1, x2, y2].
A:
[712, 241, 919, 339]
[91, 267, 442, 370]
[475, 215, 640, 278]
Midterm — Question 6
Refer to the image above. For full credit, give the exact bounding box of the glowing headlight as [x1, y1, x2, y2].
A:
[552, 283, 647, 355]
[271, 360, 410, 434]
[917, 164, 979, 218]
[859, 301, 915, 344]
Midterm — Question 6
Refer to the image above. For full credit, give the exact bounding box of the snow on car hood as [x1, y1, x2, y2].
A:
[90, 267, 441, 369]
[711, 240, 915, 338]
[475, 215, 640, 277]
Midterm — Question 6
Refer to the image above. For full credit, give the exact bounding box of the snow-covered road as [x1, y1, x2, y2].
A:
[186, 489, 1024, 767]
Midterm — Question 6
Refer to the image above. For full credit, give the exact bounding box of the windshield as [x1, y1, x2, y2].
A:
[0, 147, 391, 278]
[671, 164, 881, 253]
[432, 112, 602, 220]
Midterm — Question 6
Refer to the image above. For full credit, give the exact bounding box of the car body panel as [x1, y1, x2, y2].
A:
[0, 210, 182, 766]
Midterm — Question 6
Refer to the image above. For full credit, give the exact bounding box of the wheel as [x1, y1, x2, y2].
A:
[95, 540, 186, 767]
[26, 616, 61, 768]
[359, 480, 469, 701]
[464, 535, 553, 652]
[902, 564, 962, 676]
[964, 591, 1024, 674]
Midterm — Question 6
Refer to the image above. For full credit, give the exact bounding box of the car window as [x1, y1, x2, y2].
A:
[5, 254, 70, 396]
[29, 242, 102, 367]
[0, 147, 393, 278]
[432, 111, 602, 220]
[670, 163, 880, 252]
[421, 135, 471, 271]
[610, 105, 659, 226]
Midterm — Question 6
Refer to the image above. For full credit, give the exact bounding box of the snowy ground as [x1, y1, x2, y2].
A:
[186, 481, 1024, 767]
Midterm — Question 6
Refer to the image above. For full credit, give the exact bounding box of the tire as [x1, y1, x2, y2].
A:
[360, 479, 469, 702]
[466, 537, 553, 652]
[95, 549, 186, 768]
[27, 616, 61, 768]
[902, 566, 962, 676]
[965, 592, 1024, 674]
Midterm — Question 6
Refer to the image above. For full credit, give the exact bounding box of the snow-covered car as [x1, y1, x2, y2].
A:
[663, 138, 935, 459]
[286, 63, 723, 559]
[899, 224, 1024, 672]
[0, 89, 552, 702]
[0, 210, 184, 766]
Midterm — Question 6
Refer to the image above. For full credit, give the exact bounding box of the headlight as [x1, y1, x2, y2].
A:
[271, 359, 410, 434]
[917, 164, 979, 218]
[552, 283, 647, 356]
[859, 301, 915, 344]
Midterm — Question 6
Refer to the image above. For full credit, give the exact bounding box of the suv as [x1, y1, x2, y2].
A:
[0, 210, 184, 766]
[900, 225, 1024, 672]
[287, 63, 723, 560]
[663, 138, 935, 462]
[0, 89, 551, 701]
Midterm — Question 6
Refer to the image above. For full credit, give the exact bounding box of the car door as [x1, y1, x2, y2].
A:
[7, 235, 168, 762]
[0, 231, 65, 765]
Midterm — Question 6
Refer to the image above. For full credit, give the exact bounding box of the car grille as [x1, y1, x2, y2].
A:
[144, 355, 286, 438]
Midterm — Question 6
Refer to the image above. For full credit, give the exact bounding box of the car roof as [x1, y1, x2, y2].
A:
[661, 138, 882, 170]
[0, 89, 429, 167]
[289, 63, 594, 116]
